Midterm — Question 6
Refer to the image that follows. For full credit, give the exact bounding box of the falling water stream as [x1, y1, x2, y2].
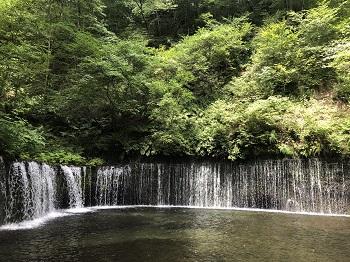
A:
[0, 161, 85, 225]
[0, 162, 58, 223]
[0, 158, 349, 227]
[61, 166, 83, 208]
[95, 160, 349, 214]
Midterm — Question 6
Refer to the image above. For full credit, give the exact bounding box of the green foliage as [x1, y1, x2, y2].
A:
[86, 158, 105, 166]
[330, 40, 350, 101]
[0, 0, 19, 11]
[0, 0, 350, 164]
[0, 116, 45, 158]
[226, 4, 348, 103]
[36, 150, 85, 165]
[35, 150, 105, 166]
[195, 100, 238, 156]
[239, 5, 339, 96]
[52, 37, 153, 156]
[157, 18, 252, 102]
[102, 0, 319, 45]
[195, 97, 350, 160]
[147, 83, 196, 155]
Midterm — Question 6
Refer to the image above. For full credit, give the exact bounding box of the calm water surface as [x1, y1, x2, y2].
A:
[0, 207, 349, 262]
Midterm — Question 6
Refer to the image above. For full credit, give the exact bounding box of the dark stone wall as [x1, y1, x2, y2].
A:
[55, 166, 70, 209]
[83, 167, 96, 207]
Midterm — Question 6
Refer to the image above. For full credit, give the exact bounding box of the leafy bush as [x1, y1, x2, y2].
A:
[330, 40, 350, 101]
[36, 150, 86, 165]
[86, 158, 105, 166]
[0, 116, 45, 158]
[195, 100, 239, 156]
[146, 82, 196, 156]
[195, 96, 350, 160]
[156, 18, 252, 102]
[227, 5, 340, 98]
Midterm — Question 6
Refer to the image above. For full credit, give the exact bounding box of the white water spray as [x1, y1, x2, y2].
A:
[61, 166, 83, 208]
[95, 159, 350, 214]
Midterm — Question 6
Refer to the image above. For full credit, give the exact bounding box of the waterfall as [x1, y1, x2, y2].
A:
[95, 166, 131, 206]
[27, 162, 56, 218]
[61, 166, 83, 208]
[1, 162, 56, 223]
[94, 160, 350, 214]
[0, 158, 349, 226]
[0, 162, 85, 225]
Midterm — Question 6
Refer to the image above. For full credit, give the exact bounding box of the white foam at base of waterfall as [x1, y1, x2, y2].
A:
[2, 205, 349, 231]
[0, 208, 95, 231]
[64, 207, 95, 213]
[0, 211, 69, 231]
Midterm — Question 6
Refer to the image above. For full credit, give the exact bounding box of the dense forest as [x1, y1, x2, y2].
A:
[0, 0, 349, 165]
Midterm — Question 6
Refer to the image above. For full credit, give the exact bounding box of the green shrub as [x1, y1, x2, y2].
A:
[36, 150, 86, 165]
[0, 116, 45, 158]
[156, 18, 252, 101]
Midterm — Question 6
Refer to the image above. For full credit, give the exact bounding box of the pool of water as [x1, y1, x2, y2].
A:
[0, 207, 349, 261]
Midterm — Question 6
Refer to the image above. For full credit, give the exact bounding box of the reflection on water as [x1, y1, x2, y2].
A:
[0, 207, 349, 262]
